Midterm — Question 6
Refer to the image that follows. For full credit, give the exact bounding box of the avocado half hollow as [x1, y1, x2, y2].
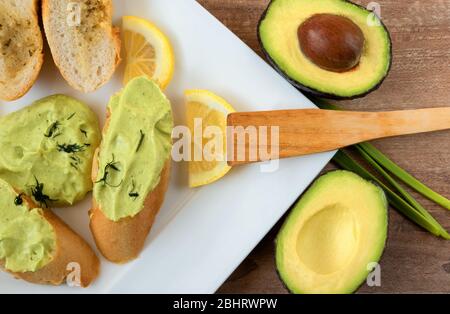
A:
[276, 170, 388, 294]
[258, 0, 392, 99]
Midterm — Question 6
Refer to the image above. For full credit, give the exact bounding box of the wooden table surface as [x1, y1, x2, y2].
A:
[196, 0, 450, 293]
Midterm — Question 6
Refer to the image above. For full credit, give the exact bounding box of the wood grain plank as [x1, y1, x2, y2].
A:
[197, 0, 450, 294]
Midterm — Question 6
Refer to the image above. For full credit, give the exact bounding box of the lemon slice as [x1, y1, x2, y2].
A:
[122, 16, 174, 89]
[185, 90, 236, 187]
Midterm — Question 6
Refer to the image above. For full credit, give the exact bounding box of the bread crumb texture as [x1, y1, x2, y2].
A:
[0, 1, 40, 81]
[45, 0, 119, 92]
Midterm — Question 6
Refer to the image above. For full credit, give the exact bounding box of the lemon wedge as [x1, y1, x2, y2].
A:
[122, 16, 175, 89]
[185, 90, 236, 187]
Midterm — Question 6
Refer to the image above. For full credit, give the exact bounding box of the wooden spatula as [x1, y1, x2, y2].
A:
[227, 107, 450, 166]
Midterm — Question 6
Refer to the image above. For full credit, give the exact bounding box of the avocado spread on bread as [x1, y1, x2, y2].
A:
[0, 95, 101, 206]
[94, 76, 173, 222]
[0, 179, 56, 273]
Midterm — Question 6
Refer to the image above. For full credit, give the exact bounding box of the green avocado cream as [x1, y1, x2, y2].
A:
[0, 179, 56, 273]
[0, 95, 101, 207]
[93, 76, 173, 222]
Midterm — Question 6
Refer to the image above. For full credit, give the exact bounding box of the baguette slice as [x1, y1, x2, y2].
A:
[0, 194, 100, 287]
[90, 82, 172, 262]
[0, 0, 44, 101]
[42, 0, 121, 92]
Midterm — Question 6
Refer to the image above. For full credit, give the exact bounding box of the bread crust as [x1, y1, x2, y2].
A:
[1, 196, 100, 287]
[0, 0, 44, 101]
[41, 0, 121, 93]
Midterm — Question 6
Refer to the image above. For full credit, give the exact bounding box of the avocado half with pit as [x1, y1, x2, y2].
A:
[276, 170, 388, 294]
[258, 0, 392, 99]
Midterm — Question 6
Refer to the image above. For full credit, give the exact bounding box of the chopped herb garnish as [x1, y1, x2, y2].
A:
[129, 180, 139, 200]
[129, 192, 139, 200]
[136, 130, 145, 152]
[44, 121, 61, 138]
[80, 128, 88, 138]
[136, 130, 145, 153]
[67, 112, 76, 120]
[95, 154, 123, 187]
[70, 155, 81, 163]
[30, 177, 57, 208]
[14, 193, 24, 206]
[58, 143, 89, 170]
[108, 162, 120, 172]
[57, 143, 90, 153]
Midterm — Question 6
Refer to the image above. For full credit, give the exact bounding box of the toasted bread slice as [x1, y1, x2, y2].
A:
[89, 78, 172, 264]
[0, 0, 44, 101]
[0, 191, 100, 287]
[90, 157, 170, 263]
[42, 0, 120, 92]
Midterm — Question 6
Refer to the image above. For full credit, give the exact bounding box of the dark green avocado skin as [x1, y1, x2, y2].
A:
[257, 0, 393, 100]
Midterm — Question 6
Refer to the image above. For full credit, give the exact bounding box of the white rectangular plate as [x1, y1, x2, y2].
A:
[0, 0, 333, 293]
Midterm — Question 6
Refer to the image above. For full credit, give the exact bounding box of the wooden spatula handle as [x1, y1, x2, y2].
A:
[227, 107, 450, 166]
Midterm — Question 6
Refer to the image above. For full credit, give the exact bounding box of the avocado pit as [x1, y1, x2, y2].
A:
[298, 14, 365, 72]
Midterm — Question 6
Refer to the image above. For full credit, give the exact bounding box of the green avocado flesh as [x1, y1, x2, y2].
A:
[259, 0, 391, 99]
[0, 179, 56, 273]
[93, 76, 173, 222]
[0, 95, 101, 207]
[276, 170, 388, 294]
